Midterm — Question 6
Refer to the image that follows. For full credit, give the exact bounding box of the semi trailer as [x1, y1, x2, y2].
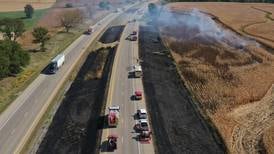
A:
[48, 53, 65, 74]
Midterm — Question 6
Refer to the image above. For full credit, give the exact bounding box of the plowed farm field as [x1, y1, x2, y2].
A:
[0, 0, 55, 12]
[159, 3, 274, 154]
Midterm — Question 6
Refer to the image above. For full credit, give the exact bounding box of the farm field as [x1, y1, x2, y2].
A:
[0, 9, 48, 30]
[159, 3, 274, 154]
[0, 0, 55, 12]
[168, 2, 274, 48]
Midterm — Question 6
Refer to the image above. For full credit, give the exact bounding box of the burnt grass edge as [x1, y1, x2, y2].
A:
[161, 33, 228, 153]
[80, 46, 117, 154]
[82, 24, 126, 154]
[139, 23, 228, 153]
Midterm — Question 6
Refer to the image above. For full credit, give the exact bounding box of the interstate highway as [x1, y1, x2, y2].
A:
[100, 4, 155, 154]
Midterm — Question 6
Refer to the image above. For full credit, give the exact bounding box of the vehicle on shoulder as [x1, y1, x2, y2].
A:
[135, 90, 142, 100]
[138, 130, 152, 143]
[126, 35, 137, 41]
[107, 135, 118, 151]
[134, 119, 149, 131]
[128, 65, 142, 78]
[137, 109, 147, 119]
[131, 30, 137, 35]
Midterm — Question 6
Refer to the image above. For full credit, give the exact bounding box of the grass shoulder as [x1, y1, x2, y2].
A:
[0, 9, 48, 30]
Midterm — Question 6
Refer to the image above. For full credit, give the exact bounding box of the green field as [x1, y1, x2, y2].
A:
[0, 9, 48, 30]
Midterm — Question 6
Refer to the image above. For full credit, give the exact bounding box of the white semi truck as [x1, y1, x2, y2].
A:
[48, 53, 65, 74]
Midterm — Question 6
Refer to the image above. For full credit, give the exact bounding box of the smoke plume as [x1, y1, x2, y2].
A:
[158, 7, 257, 49]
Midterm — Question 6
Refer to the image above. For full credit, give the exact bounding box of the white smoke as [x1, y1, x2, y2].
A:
[158, 8, 257, 49]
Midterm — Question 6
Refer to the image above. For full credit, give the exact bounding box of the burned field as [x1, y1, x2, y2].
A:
[139, 25, 225, 153]
[99, 26, 125, 43]
[37, 47, 115, 154]
[37, 25, 125, 153]
[158, 8, 274, 154]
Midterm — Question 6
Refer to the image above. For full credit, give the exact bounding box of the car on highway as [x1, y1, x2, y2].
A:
[131, 30, 137, 35]
[135, 90, 142, 100]
[135, 119, 149, 131]
[137, 109, 147, 119]
[127, 35, 137, 41]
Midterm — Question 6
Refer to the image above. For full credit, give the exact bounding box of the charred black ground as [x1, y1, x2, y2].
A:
[37, 25, 124, 154]
[139, 24, 226, 153]
[37, 47, 114, 154]
[99, 25, 125, 43]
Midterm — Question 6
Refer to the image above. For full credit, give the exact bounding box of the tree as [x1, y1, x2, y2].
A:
[0, 18, 25, 41]
[0, 48, 10, 78]
[60, 10, 84, 32]
[0, 40, 30, 78]
[24, 4, 34, 18]
[32, 27, 50, 51]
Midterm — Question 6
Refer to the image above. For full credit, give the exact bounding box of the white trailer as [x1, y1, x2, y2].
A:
[130, 65, 142, 78]
[49, 53, 65, 74]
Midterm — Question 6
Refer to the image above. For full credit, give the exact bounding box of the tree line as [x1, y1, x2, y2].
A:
[0, 4, 48, 78]
[0, 3, 89, 79]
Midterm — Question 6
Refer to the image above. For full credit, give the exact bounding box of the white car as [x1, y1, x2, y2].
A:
[137, 109, 147, 119]
[135, 119, 149, 131]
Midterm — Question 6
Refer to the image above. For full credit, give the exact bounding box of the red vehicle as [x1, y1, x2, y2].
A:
[135, 90, 142, 100]
[138, 130, 152, 143]
[108, 106, 120, 127]
[107, 135, 118, 151]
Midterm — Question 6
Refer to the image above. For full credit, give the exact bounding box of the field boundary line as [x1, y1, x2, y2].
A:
[159, 29, 228, 152]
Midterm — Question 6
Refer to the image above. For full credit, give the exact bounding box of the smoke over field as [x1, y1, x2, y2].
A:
[158, 6, 274, 154]
[159, 9, 252, 49]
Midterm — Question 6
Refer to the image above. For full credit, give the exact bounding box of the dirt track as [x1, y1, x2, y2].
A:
[37, 25, 124, 153]
[139, 24, 226, 154]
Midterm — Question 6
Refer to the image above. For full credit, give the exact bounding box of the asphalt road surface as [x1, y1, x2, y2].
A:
[0, 3, 139, 153]
[100, 4, 155, 154]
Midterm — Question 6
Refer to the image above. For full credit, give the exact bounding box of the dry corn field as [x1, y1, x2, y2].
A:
[0, 0, 55, 12]
[168, 2, 274, 48]
[159, 3, 274, 154]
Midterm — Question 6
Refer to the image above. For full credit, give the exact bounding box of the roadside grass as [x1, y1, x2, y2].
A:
[20, 32, 101, 154]
[0, 28, 84, 114]
[0, 9, 48, 30]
